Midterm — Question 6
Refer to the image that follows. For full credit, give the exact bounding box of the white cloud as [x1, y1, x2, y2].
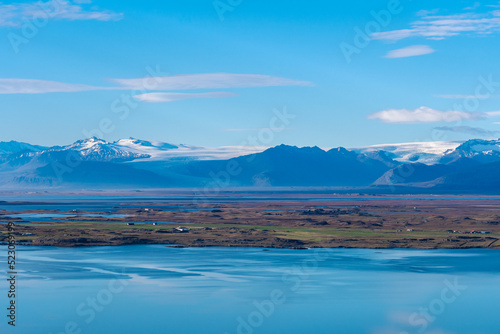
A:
[368, 106, 487, 123]
[486, 111, 500, 117]
[372, 10, 500, 42]
[384, 45, 435, 58]
[0, 78, 108, 94]
[0, 0, 123, 27]
[133, 92, 238, 103]
[111, 73, 313, 91]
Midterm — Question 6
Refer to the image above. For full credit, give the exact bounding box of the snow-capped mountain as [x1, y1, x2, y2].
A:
[115, 138, 179, 154]
[28, 137, 150, 163]
[371, 139, 500, 189]
[350, 141, 462, 165]
[0, 137, 499, 191]
[1, 138, 468, 166]
[0, 137, 268, 170]
[113, 138, 266, 162]
[66, 137, 151, 161]
[58, 137, 266, 162]
[439, 139, 500, 164]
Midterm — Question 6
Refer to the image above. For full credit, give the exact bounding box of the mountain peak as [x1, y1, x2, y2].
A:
[265, 145, 325, 155]
[440, 138, 500, 164]
[73, 137, 107, 147]
[328, 147, 349, 153]
[457, 138, 500, 151]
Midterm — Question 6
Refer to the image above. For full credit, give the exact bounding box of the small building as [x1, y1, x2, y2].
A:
[175, 226, 190, 233]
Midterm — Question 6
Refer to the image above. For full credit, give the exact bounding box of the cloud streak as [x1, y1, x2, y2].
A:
[372, 10, 500, 42]
[111, 73, 313, 91]
[0, 73, 311, 102]
[436, 94, 500, 99]
[436, 94, 480, 99]
[133, 92, 238, 103]
[221, 127, 293, 132]
[434, 125, 500, 136]
[0, 0, 123, 27]
[384, 45, 435, 58]
[0, 78, 109, 94]
[368, 106, 490, 123]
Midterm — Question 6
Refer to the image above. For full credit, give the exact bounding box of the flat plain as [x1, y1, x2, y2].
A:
[1, 194, 500, 249]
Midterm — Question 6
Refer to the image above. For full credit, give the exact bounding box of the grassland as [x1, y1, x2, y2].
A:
[1, 195, 500, 249]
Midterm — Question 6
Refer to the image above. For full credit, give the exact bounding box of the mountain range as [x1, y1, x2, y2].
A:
[0, 137, 499, 192]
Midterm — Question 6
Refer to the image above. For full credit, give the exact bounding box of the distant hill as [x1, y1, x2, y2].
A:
[172, 145, 398, 187]
[0, 141, 46, 156]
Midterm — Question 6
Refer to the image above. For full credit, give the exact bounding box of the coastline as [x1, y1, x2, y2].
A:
[2, 242, 500, 250]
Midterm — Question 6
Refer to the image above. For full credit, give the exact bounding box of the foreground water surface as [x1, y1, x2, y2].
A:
[0, 246, 498, 334]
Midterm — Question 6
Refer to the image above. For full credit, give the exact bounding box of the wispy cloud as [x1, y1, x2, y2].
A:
[416, 9, 440, 17]
[111, 73, 313, 90]
[368, 106, 491, 123]
[436, 94, 479, 99]
[465, 2, 481, 10]
[0, 78, 108, 94]
[0, 73, 312, 102]
[384, 45, 435, 58]
[221, 127, 293, 132]
[372, 9, 500, 42]
[133, 92, 238, 103]
[434, 125, 500, 136]
[0, 0, 123, 27]
[436, 94, 500, 99]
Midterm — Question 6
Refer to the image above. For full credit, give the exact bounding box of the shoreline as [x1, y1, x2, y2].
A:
[2, 241, 500, 250]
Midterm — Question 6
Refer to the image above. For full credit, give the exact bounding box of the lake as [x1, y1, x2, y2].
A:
[0, 246, 498, 334]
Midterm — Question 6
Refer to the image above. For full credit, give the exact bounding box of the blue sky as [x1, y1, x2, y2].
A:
[1, 0, 500, 147]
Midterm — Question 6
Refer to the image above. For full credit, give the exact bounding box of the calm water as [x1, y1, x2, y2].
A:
[1, 194, 500, 209]
[6, 213, 133, 221]
[0, 246, 498, 334]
